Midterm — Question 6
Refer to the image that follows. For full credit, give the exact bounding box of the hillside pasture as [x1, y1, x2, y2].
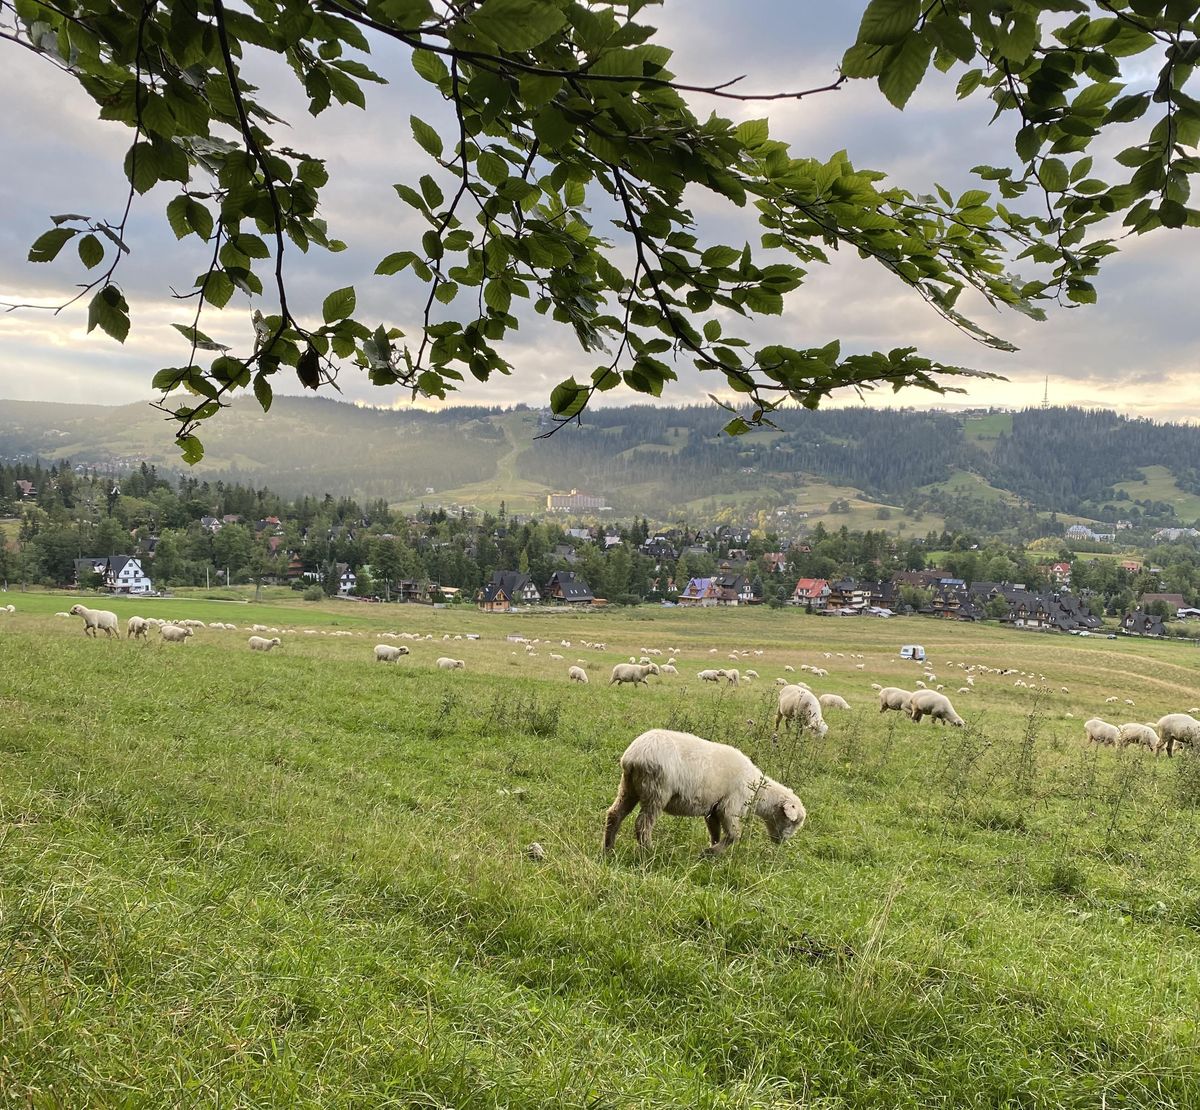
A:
[1, 599, 1199, 1106]
[1115, 465, 1200, 525]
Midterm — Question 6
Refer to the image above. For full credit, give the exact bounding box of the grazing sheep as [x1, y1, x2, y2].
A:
[1156, 713, 1200, 757]
[602, 728, 806, 855]
[160, 624, 193, 644]
[374, 644, 410, 663]
[818, 693, 851, 711]
[660, 664, 678, 676]
[878, 687, 914, 716]
[2, 604, 14, 613]
[744, 669, 759, 679]
[126, 615, 150, 640]
[609, 662, 658, 686]
[870, 682, 882, 691]
[908, 689, 965, 727]
[1084, 717, 1120, 747]
[1105, 696, 1119, 704]
[248, 635, 281, 652]
[1119, 722, 1162, 754]
[697, 669, 724, 684]
[783, 665, 795, 673]
[436, 657, 465, 670]
[774, 684, 829, 738]
[68, 604, 119, 639]
[723, 668, 740, 686]
[775, 677, 788, 686]
[568, 665, 589, 684]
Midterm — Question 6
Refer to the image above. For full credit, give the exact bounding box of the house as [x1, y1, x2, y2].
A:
[14, 479, 35, 500]
[998, 589, 1101, 633]
[922, 583, 982, 621]
[792, 578, 830, 609]
[1153, 527, 1200, 543]
[1123, 609, 1166, 637]
[545, 570, 596, 605]
[827, 578, 872, 611]
[199, 515, 222, 534]
[73, 554, 153, 594]
[1065, 524, 1101, 542]
[1048, 561, 1072, 587]
[478, 570, 541, 611]
[713, 574, 756, 605]
[1140, 592, 1186, 612]
[337, 564, 357, 595]
[1119, 559, 1143, 574]
[764, 552, 789, 575]
[677, 577, 721, 606]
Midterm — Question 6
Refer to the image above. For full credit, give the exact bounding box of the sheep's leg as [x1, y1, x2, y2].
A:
[634, 802, 662, 848]
[704, 808, 723, 847]
[704, 811, 741, 857]
[603, 779, 638, 852]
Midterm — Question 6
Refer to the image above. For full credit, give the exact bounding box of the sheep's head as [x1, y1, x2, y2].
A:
[759, 783, 807, 844]
[813, 720, 829, 739]
[69, 604, 84, 616]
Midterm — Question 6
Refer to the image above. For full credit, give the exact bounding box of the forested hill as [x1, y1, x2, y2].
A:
[1, 396, 1199, 527]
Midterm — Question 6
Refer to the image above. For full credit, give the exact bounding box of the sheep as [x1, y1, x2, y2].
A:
[744, 669, 759, 679]
[818, 693, 851, 711]
[55, 611, 70, 617]
[126, 615, 150, 640]
[908, 689, 965, 727]
[1156, 713, 1200, 757]
[68, 604, 119, 638]
[870, 682, 882, 691]
[602, 728, 806, 855]
[723, 668, 740, 686]
[1083, 717, 1120, 747]
[2, 604, 14, 613]
[1118, 722, 1161, 754]
[248, 635, 281, 652]
[436, 657, 465, 670]
[878, 687, 914, 716]
[660, 664, 679, 676]
[1105, 696, 1119, 704]
[783, 665, 795, 673]
[609, 662, 658, 686]
[568, 665, 589, 684]
[160, 624, 193, 644]
[374, 644, 410, 663]
[773, 684, 829, 738]
[697, 669, 724, 683]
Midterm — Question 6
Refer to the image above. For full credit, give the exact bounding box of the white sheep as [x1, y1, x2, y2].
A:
[1105, 696, 1119, 704]
[723, 668, 740, 686]
[248, 635, 281, 652]
[602, 728, 806, 855]
[2, 604, 14, 613]
[697, 669, 724, 683]
[878, 687, 914, 716]
[1084, 717, 1120, 747]
[374, 644, 410, 663]
[436, 657, 465, 670]
[126, 615, 150, 640]
[774, 684, 829, 737]
[818, 693, 851, 711]
[1118, 722, 1161, 754]
[568, 665, 589, 684]
[660, 664, 678, 676]
[610, 662, 658, 686]
[1156, 713, 1200, 757]
[744, 669, 759, 679]
[68, 604, 119, 639]
[160, 624, 193, 644]
[908, 689, 965, 727]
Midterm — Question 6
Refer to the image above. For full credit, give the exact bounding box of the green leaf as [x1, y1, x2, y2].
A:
[86, 284, 130, 342]
[701, 245, 741, 268]
[375, 251, 417, 275]
[878, 30, 931, 109]
[470, 0, 568, 52]
[27, 227, 76, 263]
[1038, 158, 1070, 192]
[297, 345, 322, 388]
[167, 194, 191, 239]
[549, 376, 589, 418]
[412, 48, 449, 86]
[410, 115, 444, 159]
[178, 435, 205, 465]
[856, 0, 920, 47]
[322, 286, 356, 323]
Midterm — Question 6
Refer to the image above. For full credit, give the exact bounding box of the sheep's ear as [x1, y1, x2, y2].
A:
[782, 799, 803, 822]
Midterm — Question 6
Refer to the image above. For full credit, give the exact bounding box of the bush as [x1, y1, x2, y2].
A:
[303, 585, 324, 601]
[611, 593, 642, 607]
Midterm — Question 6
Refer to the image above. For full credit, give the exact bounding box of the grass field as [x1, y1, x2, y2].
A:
[2, 595, 1199, 1106]
[1115, 465, 1200, 524]
[962, 413, 1013, 453]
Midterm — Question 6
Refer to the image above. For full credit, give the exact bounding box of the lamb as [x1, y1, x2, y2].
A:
[160, 624, 193, 644]
[1156, 713, 1200, 757]
[609, 662, 658, 686]
[1083, 717, 1120, 747]
[878, 687, 914, 716]
[568, 665, 589, 684]
[374, 644, 410, 662]
[818, 693, 851, 711]
[436, 657, 466, 670]
[126, 615, 150, 640]
[68, 604, 119, 638]
[248, 635, 281, 652]
[722, 668, 740, 686]
[2, 604, 14, 613]
[744, 670, 759, 679]
[697, 669, 724, 683]
[908, 689, 965, 727]
[602, 728, 806, 855]
[660, 664, 678, 676]
[1118, 722, 1161, 754]
[773, 684, 829, 738]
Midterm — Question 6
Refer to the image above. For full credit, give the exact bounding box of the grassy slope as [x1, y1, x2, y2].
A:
[2, 597, 1199, 1106]
[1116, 465, 1200, 524]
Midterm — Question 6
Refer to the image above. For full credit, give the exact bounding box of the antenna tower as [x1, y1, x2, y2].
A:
[1041, 376, 1049, 409]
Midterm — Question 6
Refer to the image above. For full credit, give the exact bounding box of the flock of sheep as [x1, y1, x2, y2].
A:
[39, 603, 1199, 854]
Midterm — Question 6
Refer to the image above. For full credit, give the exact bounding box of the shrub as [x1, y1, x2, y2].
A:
[303, 585, 324, 601]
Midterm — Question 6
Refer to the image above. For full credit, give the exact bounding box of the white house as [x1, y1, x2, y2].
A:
[73, 554, 154, 594]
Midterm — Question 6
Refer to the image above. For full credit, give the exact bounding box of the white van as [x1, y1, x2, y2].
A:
[899, 644, 926, 662]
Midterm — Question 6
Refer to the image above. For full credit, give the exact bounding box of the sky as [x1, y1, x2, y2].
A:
[1, 1, 1198, 426]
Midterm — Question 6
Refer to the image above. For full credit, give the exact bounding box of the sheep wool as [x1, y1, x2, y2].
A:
[68, 604, 119, 639]
[248, 635, 281, 652]
[603, 728, 806, 855]
[908, 689, 965, 727]
[568, 665, 589, 684]
[774, 685, 829, 738]
[609, 662, 658, 686]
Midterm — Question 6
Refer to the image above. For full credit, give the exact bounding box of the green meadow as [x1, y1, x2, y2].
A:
[1, 594, 1198, 1106]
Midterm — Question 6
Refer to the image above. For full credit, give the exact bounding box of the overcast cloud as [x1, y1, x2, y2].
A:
[1, 2, 1197, 424]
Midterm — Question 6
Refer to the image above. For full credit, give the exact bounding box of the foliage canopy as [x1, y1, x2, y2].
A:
[5, 0, 1200, 458]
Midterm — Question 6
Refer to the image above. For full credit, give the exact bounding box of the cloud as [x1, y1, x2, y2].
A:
[2, 3, 1198, 426]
